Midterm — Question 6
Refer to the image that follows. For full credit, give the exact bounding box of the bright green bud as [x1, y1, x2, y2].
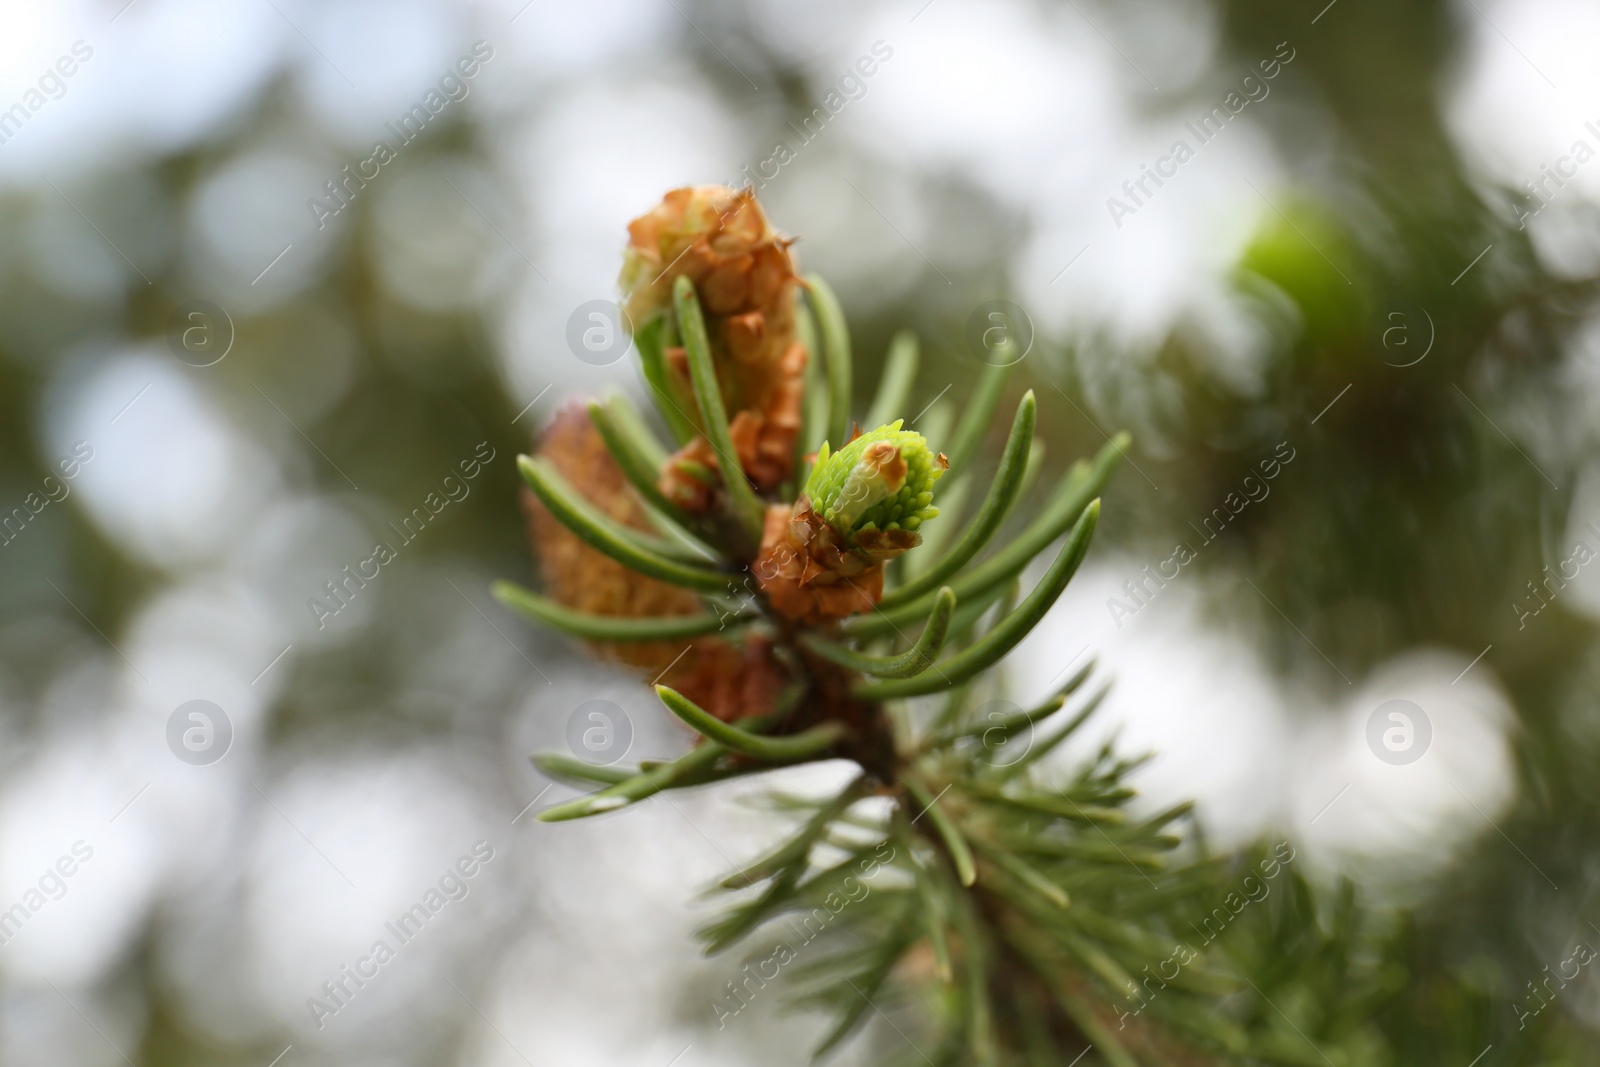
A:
[804, 421, 947, 541]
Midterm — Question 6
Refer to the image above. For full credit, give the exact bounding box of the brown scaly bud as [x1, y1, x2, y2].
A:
[754, 422, 947, 623]
[755, 499, 883, 624]
[619, 185, 807, 502]
[523, 402, 785, 721]
[523, 403, 701, 668]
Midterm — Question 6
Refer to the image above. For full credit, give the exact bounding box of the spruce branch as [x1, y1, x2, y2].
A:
[501, 185, 1385, 1066]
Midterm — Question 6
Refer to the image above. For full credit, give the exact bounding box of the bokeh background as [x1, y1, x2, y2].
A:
[1, 0, 1597, 1062]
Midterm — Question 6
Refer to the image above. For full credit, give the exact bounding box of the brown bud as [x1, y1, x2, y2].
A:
[753, 502, 884, 624]
[622, 186, 807, 498]
[524, 402, 785, 721]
